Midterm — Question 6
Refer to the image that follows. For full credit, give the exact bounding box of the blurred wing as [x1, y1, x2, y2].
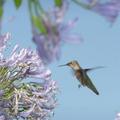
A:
[84, 66, 105, 73]
[83, 71, 99, 95]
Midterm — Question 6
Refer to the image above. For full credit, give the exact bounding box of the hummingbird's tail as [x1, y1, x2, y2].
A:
[86, 77, 99, 95]
[82, 70, 100, 95]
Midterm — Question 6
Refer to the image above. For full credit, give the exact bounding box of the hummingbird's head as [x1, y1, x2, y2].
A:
[59, 60, 81, 70]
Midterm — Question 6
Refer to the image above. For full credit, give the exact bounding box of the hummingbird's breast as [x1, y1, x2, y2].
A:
[75, 70, 86, 86]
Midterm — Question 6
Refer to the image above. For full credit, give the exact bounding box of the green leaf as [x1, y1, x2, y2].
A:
[54, 0, 62, 7]
[3, 88, 14, 100]
[14, 0, 22, 9]
[32, 16, 47, 34]
[0, 66, 9, 76]
[0, 80, 11, 89]
[0, 0, 4, 18]
[0, 6, 3, 18]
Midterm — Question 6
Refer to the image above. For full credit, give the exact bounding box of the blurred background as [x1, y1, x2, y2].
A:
[2, 0, 120, 120]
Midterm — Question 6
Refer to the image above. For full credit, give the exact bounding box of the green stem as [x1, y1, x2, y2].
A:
[33, 0, 46, 16]
[36, 0, 45, 14]
[0, 0, 5, 34]
[28, 0, 48, 34]
[28, 0, 34, 24]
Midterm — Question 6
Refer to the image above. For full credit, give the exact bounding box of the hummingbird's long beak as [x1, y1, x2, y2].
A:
[58, 64, 68, 67]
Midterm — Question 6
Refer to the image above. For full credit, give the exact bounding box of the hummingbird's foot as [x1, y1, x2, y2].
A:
[78, 84, 81, 88]
[52, 112, 55, 116]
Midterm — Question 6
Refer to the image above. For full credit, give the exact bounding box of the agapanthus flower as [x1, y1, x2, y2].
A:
[32, 1, 82, 64]
[87, 0, 120, 23]
[0, 32, 11, 52]
[0, 33, 58, 120]
[115, 113, 120, 120]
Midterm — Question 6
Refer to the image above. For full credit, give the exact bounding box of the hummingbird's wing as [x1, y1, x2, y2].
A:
[84, 66, 105, 73]
[82, 71, 99, 95]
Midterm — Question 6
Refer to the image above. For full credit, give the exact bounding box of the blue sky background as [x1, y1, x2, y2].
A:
[2, 0, 120, 120]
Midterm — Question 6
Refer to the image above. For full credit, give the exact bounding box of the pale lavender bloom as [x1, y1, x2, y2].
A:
[88, 0, 120, 23]
[0, 115, 6, 120]
[0, 33, 58, 120]
[0, 111, 9, 120]
[115, 113, 120, 120]
[0, 44, 51, 81]
[0, 32, 11, 52]
[13, 81, 57, 119]
[53, 0, 69, 24]
[20, 105, 35, 118]
[0, 115, 5, 120]
[32, 1, 82, 64]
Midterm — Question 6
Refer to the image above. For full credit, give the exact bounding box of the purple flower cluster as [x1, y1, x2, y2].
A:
[32, 1, 82, 64]
[115, 113, 120, 120]
[88, 0, 120, 23]
[0, 33, 58, 120]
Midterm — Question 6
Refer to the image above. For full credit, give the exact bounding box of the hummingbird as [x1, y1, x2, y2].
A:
[59, 60, 104, 95]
